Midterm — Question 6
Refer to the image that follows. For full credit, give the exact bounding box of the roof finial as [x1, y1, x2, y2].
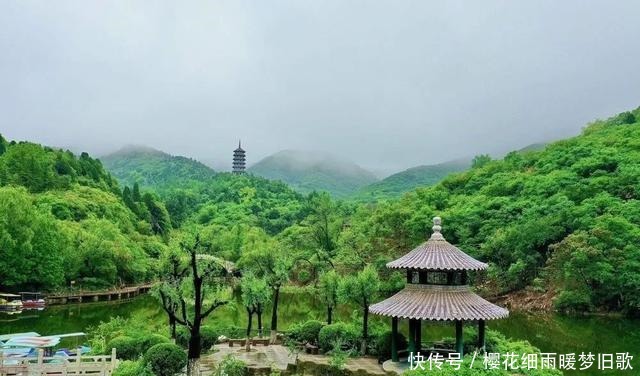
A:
[430, 216, 444, 240]
[238, 139, 241, 148]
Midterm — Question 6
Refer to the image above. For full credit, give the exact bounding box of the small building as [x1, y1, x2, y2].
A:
[232, 140, 246, 174]
[369, 217, 508, 363]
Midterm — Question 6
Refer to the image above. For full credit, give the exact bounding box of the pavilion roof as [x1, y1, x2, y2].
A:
[386, 217, 487, 271]
[369, 284, 508, 321]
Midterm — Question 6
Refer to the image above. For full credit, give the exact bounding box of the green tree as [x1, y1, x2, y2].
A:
[0, 186, 66, 289]
[240, 274, 271, 350]
[338, 265, 380, 354]
[239, 237, 293, 343]
[143, 193, 172, 238]
[471, 154, 492, 169]
[318, 270, 339, 324]
[156, 234, 230, 375]
[132, 182, 142, 202]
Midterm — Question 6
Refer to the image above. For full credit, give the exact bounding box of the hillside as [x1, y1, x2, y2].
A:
[355, 158, 470, 201]
[344, 107, 640, 313]
[102, 145, 216, 189]
[0, 136, 167, 291]
[248, 150, 378, 198]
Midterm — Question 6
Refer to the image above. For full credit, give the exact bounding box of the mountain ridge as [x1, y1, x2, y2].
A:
[248, 149, 378, 198]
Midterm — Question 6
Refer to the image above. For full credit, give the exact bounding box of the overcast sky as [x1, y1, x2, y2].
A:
[1, 1, 639, 175]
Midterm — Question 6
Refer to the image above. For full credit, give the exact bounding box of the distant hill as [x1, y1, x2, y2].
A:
[355, 158, 471, 201]
[101, 145, 216, 189]
[248, 150, 378, 198]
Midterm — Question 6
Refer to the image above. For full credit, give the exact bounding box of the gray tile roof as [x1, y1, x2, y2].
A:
[386, 217, 488, 271]
[369, 284, 509, 321]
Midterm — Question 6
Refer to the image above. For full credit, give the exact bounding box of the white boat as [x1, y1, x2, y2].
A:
[0, 293, 22, 311]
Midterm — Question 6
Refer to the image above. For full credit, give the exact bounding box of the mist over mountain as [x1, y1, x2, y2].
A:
[248, 150, 378, 198]
[101, 145, 216, 189]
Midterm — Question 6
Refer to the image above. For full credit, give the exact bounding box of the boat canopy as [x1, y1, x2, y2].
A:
[43, 332, 86, 339]
[0, 332, 40, 342]
[2, 336, 60, 348]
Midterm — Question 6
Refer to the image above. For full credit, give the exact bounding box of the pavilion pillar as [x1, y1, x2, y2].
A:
[455, 320, 464, 356]
[391, 317, 399, 362]
[415, 320, 422, 352]
[408, 319, 417, 355]
[478, 320, 486, 351]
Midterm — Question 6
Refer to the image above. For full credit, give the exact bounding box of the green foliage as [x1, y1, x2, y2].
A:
[318, 322, 360, 352]
[113, 360, 153, 376]
[102, 146, 216, 189]
[405, 330, 562, 376]
[200, 326, 220, 350]
[140, 334, 171, 354]
[240, 274, 271, 313]
[248, 149, 378, 198]
[287, 320, 324, 345]
[107, 336, 139, 361]
[373, 330, 408, 358]
[0, 138, 166, 291]
[143, 343, 187, 376]
[0, 142, 118, 193]
[175, 327, 190, 348]
[105, 333, 170, 361]
[0, 186, 67, 289]
[356, 159, 470, 201]
[213, 355, 247, 376]
[340, 107, 640, 313]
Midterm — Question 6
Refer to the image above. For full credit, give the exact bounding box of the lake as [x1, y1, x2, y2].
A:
[1, 292, 638, 375]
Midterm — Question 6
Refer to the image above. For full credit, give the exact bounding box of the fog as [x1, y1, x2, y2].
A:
[1, 1, 639, 175]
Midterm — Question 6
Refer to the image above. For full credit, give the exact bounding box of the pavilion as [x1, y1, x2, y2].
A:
[369, 217, 508, 362]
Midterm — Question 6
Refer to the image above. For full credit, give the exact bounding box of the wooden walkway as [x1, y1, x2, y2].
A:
[46, 283, 155, 305]
[0, 349, 118, 375]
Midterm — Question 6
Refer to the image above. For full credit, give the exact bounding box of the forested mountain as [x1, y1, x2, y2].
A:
[343, 108, 640, 313]
[355, 158, 470, 201]
[248, 150, 378, 198]
[0, 136, 169, 291]
[102, 145, 216, 189]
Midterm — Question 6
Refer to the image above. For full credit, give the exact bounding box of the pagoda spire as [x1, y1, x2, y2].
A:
[232, 140, 246, 174]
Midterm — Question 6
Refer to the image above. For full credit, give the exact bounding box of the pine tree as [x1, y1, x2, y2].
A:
[132, 182, 142, 202]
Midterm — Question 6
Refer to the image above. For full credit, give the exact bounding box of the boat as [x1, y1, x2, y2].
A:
[0, 332, 89, 358]
[0, 293, 22, 311]
[19, 292, 46, 309]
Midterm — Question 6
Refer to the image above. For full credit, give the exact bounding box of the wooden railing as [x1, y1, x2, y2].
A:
[0, 349, 118, 375]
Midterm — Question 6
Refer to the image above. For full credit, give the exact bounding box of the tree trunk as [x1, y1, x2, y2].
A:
[169, 316, 176, 339]
[361, 305, 369, 355]
[246, 309, 253, 352]
[257, 309, 263, 338]
[327, 306, 333, 325]
[270, 287, 280, 343]
[187, 330, 202, 376]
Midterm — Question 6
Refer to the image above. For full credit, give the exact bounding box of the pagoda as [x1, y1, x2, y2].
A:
[369, 217, 508, 362]
[232, 140, 246, 174]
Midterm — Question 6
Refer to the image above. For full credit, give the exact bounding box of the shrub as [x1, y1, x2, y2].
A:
[139, 334, 170, 354]
[554, 290, 593, 312]
[175, 327, 190, 348]
[373, 330, 408, 358]
[175, 326, 219, 350]
[200, 326, 220, 350]
[318, 322, 360, 352]
[112, 360, 153, 376]
[214, 354, 247, 376]
[107, 336, 139, 360]
[144, 343, 187, 376]
[299, 320, 324, 344]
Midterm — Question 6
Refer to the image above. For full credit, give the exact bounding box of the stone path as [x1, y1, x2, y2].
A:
[201, 344, 399, 375]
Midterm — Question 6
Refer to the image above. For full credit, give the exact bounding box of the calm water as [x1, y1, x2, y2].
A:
[1, 293, 638, 375]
